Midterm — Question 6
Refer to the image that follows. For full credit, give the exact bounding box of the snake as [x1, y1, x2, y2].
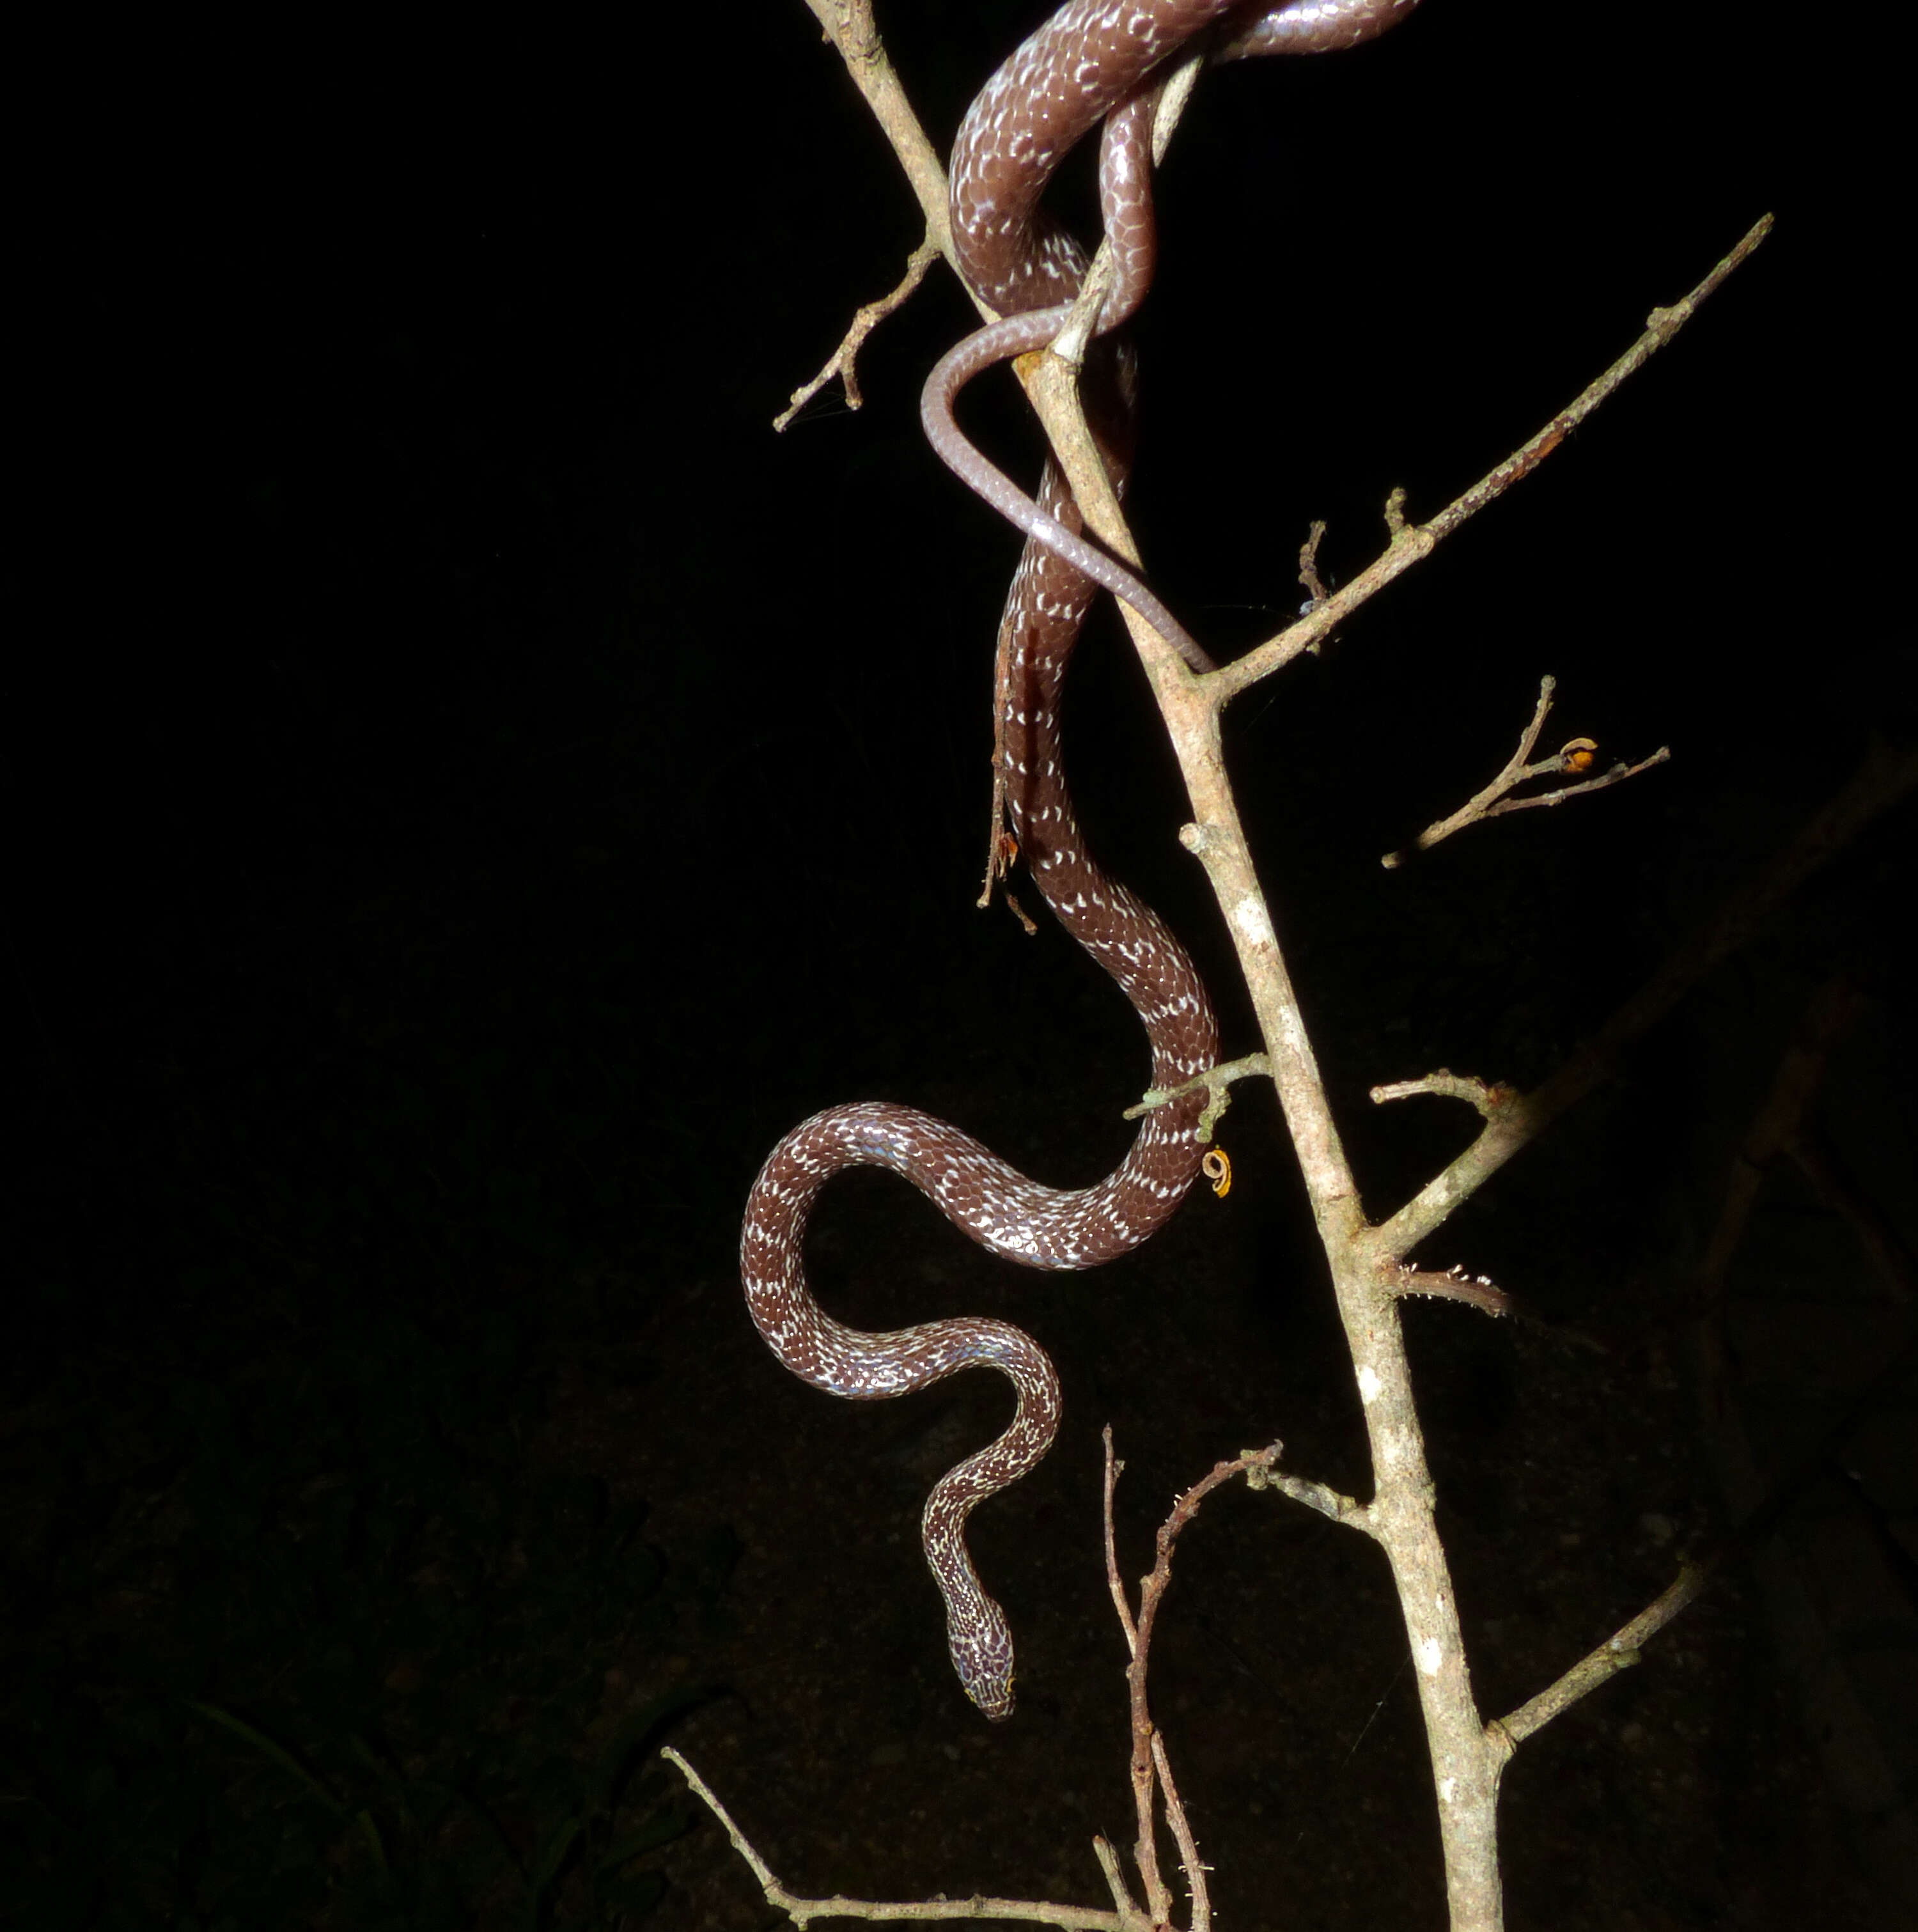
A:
[742, 0, 1419, 1720]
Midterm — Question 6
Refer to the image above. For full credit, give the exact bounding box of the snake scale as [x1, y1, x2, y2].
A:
[743, 0, 1418, 1719]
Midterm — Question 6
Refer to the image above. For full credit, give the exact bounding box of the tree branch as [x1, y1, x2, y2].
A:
[662, 1748, 1131, 1931]
[1492, 1562, 1711, 1750]
[1205, 214, 1775, 706]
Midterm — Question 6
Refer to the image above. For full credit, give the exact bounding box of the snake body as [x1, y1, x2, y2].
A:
[743, 0, 1417, 1720]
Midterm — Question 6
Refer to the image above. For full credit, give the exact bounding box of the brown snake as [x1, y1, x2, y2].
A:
[743, 0, 1418, 1719]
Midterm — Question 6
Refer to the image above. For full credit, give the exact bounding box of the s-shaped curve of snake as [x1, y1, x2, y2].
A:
[742, 0, 1418, 1720]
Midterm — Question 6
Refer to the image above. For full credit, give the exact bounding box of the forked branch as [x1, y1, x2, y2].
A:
[1380, 674, 1671, 868]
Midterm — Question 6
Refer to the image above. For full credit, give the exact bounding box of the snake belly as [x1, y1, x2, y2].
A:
[742, 0, 1416, 1721]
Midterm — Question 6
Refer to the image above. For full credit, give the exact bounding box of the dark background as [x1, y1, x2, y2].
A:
[8, 3, 1910, 1928]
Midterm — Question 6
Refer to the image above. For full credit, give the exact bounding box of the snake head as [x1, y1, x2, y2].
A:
[950, 1606, 1017, 1721]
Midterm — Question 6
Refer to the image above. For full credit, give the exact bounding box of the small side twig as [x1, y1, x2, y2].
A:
[1150, 1733, 1208, 1932]
[1091, 1838, 1151, 1932]
[1385, 1265, 1515, 1320]
[1296, 519, 1332, 614]
[1369, 1069, 1520, 1121]
[776, 239, 942, 430]
[661, 1747, 1128, 1929]
[780, 0, 964, 433]
[1206, 215, 1775, 705]
[1123, 1052, 1270, 1141]
[1242, 1456, 1374, 1532]
[1380, 675, 1669, 868]
[1101, 1429, 1140, 1661]
[1490, 1561, 1710, 1752]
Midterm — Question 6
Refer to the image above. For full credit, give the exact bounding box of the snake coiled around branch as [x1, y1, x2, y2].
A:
[742, 0, 1417, 1720]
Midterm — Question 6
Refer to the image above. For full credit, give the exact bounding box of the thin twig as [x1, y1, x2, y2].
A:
[1369, 1070, 1520, 1120]
[1242, 1457, 1374, 1533]
[1382, 675, 1559, 866]
[1205, 215, 1776, 706]
[1122, 1052, 1270, 1129]
[1101, 1427, 1140, 1659]
[1091, 1839, 1150, 1932]
[1151, 1732, 1210, 1932]
[781, 0, 971, 430]
[1376, 1249, 1612, 1353]
[777, 240, 942, 430]
[1474, 746, 1671, 822]
[1490, 1562, 1711, 1750]
[1381, 675, 1670, 866]
[1385, 1266, 1515, 1320]
[662, 1749, 1127, 1929]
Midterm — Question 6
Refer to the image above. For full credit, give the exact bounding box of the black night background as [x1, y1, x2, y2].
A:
[7, 4, 1911, 1928]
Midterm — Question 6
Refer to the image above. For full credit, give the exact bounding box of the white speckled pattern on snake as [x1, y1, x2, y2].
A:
[743, 0, 1418, 1720]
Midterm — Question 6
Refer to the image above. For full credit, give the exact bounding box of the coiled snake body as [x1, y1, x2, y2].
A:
[742, 0, 1417, 1719]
